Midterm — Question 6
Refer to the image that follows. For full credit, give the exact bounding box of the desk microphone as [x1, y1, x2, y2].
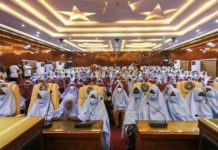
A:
[74, 98, 102, 128]
[43, 91, 52, 128]
[195, 114, 213, 118]
[146, 102, 168, 128]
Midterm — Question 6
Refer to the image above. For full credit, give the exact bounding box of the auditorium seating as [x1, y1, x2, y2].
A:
[211, 82, 218, 91]
[7, 83, 20, 115]
[28, 83, 60, 112]
[176, 80, 203, 97]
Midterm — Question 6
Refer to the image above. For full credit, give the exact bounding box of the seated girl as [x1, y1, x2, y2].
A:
[50, 94, 79, 121]
[165, 88, 194, 121]
[139, 85, 170, 121]
[0, 86, 16, 116]
[78, 90, 110, 150]
[185, 88, 213, 120]
[112, 83, 128, 128]
[28, 90, 53, 117]
[60, 83, 78, 103]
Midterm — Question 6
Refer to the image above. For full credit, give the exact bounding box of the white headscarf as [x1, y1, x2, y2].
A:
[203, 86, 218, 118]
[124, 86, 144, 125]
[28, 90, 53, 117]
[50, 94, 78, 118]
[139, 85, 170, 121]
[185, 88, 213, 120]
[165, 88, 194, 121]
[78, 90, 110, 150]
[112, 83, 128, 111]
[0, 87, 16, 116]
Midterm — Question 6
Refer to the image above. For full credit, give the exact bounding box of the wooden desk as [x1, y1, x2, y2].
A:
[0, 117, 44, 150]
[198, 119, 218, 150]
[136, 121, 199, 150]
[43, 120, 103, 150]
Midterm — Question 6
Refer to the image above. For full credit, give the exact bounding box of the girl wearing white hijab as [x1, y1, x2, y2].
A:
[139, 85, 170, 121]
[112, 82, 128, 127]
[123, 86, 144, 150]
[0, 86, 16, 116]
[78, 90, 110, 150]
[185, 88, 213, 120]
[28, 90, 54, 117]
[162, 84, 174, 99]
[49, 94, 78, 120]
[203, 86, 218, 118]
[166, 88, 194, 121]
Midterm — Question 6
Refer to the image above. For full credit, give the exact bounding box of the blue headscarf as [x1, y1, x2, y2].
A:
[166, 88, 194, 121]
[139, 85, 170, 121]
[185, 88, 213, 120]
[0, 87, 16, 116]
[60, 83, 78, 102]
[78, 90, 110, 150]
[28, 90, 54, 117]
[203, 86, 218, 118]
[112, 83, 128, 111]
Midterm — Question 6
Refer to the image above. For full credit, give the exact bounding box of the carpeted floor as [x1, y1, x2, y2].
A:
[110, 127, 128, 150]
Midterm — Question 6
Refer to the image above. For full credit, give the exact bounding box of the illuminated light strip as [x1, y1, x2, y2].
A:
[38, 0, 69, 26]
[0, 1, 216, 36]
[125, 45, 156, 48]
[78, 44, 108, 48]
[0, 3, 216, 37]
[63, 40, 84, 51]
[38, 0, 193, 25]
[166, 28, 218, 50]
[63, 12, 217, 37]
[0, 3, 63, 37]
[0, 24, 72, 51]
[128, 39, 164, 42]
[70, 39, 105, 42]
[11, 0, 215, 32]
[127, 43, 157, 46]
[13, 0, 57, 30]
[83, 43, 105, 46]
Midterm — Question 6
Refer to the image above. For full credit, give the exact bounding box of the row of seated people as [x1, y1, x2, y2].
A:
[1, 80, 218, 150]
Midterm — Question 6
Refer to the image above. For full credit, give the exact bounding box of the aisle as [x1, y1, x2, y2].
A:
[110, 127, 128, 150]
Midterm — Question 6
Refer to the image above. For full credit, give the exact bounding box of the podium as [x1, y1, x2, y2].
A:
[136, 120, 199, 150]
[43, 120, 103, 150]
[198, 118, 218, 150]
[0, 117, 44, 150]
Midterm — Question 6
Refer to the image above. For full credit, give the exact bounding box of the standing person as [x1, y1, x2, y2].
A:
[9, 64, 20, 83]
[23, 62, 32, 79]
[0, 66, 7, 81]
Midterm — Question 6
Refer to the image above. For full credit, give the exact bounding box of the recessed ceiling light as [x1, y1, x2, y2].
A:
[215, 19, 218, 23]
[24, 44, 31, 49]
[36, 31, 40, 35]
[196, 29, 200, 32]
[95, 37, 98, 40]
[21, 24, 25, 28]
[207, 42, 216, 47]
[186, 48, 192, 52]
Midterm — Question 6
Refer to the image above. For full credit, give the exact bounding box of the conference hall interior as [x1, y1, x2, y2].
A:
[0, 0, 217, 150]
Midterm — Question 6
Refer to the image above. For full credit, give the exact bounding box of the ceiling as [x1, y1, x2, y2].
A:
[0, 0, 217, 52]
